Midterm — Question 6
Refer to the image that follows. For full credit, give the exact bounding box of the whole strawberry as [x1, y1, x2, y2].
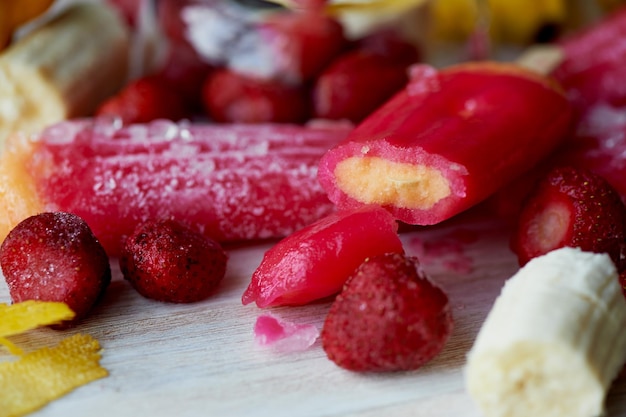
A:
[202, 69, 311, 124]
[321, 252, 453, 372]
[511, 166, 626, 267]
[0, 212, 111, 323]
[119, 219, 228, 303]
[95, 75, 189, 124]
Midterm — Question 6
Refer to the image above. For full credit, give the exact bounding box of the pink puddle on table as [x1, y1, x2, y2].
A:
[406, 228, 478, 275]
[254, 313, 320, 353]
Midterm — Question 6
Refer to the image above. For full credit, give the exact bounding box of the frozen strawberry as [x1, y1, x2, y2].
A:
[254, 10, 346, 83]
[120, 219, 228, 303]
[96, 75, 189, 124]
[510, 166, 626, 267]
[0, 212, 111, 323]
[551, 6, 626, 115]
[242, 207, 404, 308]
[312, 50, 414, 123]
[183, 4, 347, 84]
[202, 69, 310, 123]
[321, 252, 453, 372]
[313, 29, 419, 122]
[354, 28, 421, 65]
[155, 41, 214, 109]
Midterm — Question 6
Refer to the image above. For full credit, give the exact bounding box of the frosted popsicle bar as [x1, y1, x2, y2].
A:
[0, 119, 352, 256]
[317, 62, 574, 225]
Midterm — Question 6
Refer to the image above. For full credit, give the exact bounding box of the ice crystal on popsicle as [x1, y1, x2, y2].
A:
[0, 119, 352, 257]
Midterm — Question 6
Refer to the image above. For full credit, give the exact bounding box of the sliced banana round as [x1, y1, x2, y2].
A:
[465, 247, 626, 417]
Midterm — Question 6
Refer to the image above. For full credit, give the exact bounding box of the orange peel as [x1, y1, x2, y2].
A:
[0, 334, 108, 417]
[0, 301, 108, 416]
[0, 300, 75, 339]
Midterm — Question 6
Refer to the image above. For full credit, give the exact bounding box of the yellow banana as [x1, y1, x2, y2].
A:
[0, 2, 130, 147]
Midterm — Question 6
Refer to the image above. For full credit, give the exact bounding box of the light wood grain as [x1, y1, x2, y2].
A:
[2, 213, 625, 417]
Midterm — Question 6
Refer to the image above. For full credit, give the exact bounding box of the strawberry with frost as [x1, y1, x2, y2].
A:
[321, 252, 453, 372]
[0, 212, 111, 323]
[313, 29, 420, 123]
[202, 69, 311, 123]
[96, 75, 189, 124]
[120, 219, 228, 303]
[510, 166, 626, 268]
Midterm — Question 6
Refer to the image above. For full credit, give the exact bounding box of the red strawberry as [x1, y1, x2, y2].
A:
[96, 75, 189, 124]
[313, 51, 412, 123]
[321, 252, 453, 372]
[354, 28, 421, 65]
[246, 10, 347, 83]
[119, 219, 228, 303]
[313, 29, 419, 123]
[155, 41, 214, 110]
[202, 69, 311, 123]
[510, 166, 626, 267]
[0, 212, 111, 323]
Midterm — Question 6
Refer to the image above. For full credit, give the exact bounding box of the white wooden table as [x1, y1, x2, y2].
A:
[3, 212, 626, 417]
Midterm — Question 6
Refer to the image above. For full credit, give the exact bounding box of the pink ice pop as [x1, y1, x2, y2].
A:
[0, 118, 352, 256]
[317, 62, 573, 226]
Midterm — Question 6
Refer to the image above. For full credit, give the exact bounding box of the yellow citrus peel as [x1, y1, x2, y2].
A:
[0, 300, 75, 338]
[0, 301, 108, 417]
[0, 334, 108, 417]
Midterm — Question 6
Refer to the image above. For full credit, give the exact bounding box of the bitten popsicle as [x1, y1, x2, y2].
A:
[317, 62, 574, 226]
[0, 118, 352, 256]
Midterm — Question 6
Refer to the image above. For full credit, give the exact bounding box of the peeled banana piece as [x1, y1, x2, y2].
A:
[465, 247, 626, 417]
[0, 2, 130, 147]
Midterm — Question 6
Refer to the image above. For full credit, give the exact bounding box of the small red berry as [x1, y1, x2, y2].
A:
[96, 75, 189, 124]
[511, 166, 626, 267]
[0, 212, 111, 323]
[202, 69, 311, 124]
[321, 252, 453, 372]
[120, 219, 228, 303]
[313, 51, 412, 123]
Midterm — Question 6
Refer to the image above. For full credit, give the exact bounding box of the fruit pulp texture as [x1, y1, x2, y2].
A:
[11, 119, 352, 257]
[242, 207, 404, 308]
[317, 62, 574, 225]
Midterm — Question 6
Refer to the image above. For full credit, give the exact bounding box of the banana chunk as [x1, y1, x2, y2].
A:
[0, 2, 130, 146]
[465, 247, 626, 417]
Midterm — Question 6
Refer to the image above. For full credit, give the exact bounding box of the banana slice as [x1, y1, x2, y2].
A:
[0, 2, 130, 147]
[465, 247, 626, 417]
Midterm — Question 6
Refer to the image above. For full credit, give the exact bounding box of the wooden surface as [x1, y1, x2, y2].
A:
[3, 213, 626, 417]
